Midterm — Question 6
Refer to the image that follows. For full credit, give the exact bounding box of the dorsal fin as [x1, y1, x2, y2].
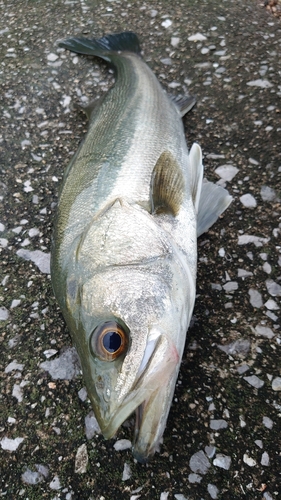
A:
[170, 95, 196, 117]
[189, 142, 204, 212]
[151, 151, 185, 216]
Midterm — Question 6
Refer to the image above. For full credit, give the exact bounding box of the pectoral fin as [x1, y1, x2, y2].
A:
[151, 151, 185, 216]
[197, 180, 233, 237]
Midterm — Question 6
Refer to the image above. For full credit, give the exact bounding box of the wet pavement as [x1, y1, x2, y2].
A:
[0, 0, 281, 499]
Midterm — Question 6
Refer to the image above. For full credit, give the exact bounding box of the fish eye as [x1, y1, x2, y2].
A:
[90, 321, 128, 361]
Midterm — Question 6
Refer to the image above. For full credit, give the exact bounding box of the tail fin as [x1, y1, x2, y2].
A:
[58, 32, 141, 61]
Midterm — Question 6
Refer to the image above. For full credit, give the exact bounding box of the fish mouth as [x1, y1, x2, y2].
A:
[99, 332, 179, 463]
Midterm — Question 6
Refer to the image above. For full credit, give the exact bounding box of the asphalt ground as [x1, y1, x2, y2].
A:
[0, 1, 281, 499]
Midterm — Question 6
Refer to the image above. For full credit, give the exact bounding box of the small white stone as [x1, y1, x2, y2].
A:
[0, 238, 8, 248]
[113, 439, 132, 451]
[0, 436, 24, 451]
[0, 307, 9, 320]
[261, 452, 269, 466]
[161, 19, 172, 29]
[207, 484, 219, 499]
[248, 289, 263, 308]
[188, 473, 202, 483]
[243, 454, 256, 467]
[238, 235, 269, 247]
[260, 185, 276, 202]
[210, 419, 228, 430]
[272, 377, 281, 391]
[74, 443, 88, 474]
[255, 439, 263, 448]
[47, 53, 59, 62]
[215, 164, 239, 181]
[247, 79, 273, 88]
[213, 454, 231, 470]
[5, 361, 24, 373]
[266, 279, 281, 297]
[188, 33, 207, 42]
[43, 349, 58, 359]
[171, 37, 180, 47]
[49, 475, 61, 490]
[238, 269, 253, 278]
[243, 375, 264, 389]
[12, 384, 23, 402]
[10, 299, 21, 309]
[122, 462, 131, 481]
[263, 262, 271, 274]
[223, 281, 238, 292]
[264, 299, 279, 310]
[160, 492, 169, 500]
[262, 416, 273, 429]
[240, 193, 257, 208]
[255, 325, 274, 339]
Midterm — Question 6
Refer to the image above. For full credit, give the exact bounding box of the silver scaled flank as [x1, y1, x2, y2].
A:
[51, 32, 232, 463]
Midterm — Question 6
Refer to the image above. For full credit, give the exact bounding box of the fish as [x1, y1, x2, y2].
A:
[51, 31, 232, 463]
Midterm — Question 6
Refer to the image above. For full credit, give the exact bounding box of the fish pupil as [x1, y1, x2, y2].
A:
[103, 331, 121, 353]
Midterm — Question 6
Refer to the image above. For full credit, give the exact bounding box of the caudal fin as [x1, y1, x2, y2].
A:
[58, 32, 141, 61]
[197, 180, 232, 237]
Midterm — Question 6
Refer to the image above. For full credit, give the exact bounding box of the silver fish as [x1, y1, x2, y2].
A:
[51, 32, 232, 462]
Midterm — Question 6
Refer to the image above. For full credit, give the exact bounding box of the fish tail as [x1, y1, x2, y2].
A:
[58, 32, 141, 61]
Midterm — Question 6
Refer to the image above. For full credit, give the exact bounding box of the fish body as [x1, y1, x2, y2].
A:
[51, 32, 232, 462]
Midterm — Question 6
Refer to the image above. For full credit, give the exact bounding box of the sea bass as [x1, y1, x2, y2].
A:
[51, 32, 232, 463]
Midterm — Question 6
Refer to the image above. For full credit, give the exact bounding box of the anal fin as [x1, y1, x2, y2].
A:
[197, 180, 232, 237]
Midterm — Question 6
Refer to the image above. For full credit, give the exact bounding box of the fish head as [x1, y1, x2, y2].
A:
[65, 199, 195, 462]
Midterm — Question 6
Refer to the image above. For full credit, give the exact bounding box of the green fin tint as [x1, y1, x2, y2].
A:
[170, 95, 196, 117]
[151, 151, 185, 216]
[58, 32, 141, 61]
[197, 181, 232, 237]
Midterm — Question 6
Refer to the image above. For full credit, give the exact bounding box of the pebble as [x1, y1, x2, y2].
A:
[240, 193, 257, 208]
[161, 19, 172, 28]
[174, 495, 188, 500]
[78, 387, 88, 402]
[205, 445, 216, 458]
[122, 462, 131, 481]
[243, 454, 256, 467]
[263, 262, 271, 274]
[0, 306, 9, 321]
[188, 473, 202, 483]
[246, 79, 273, 88]
[261, 452, 270, 466]
[255, 440, 263, 448]
[208, 484, 219, 499]
[188, 33, 207, 42]
[260, 185, 277, 202]
[40, 347, 81, 380]
[214, 164, 239, 181]
[113, 439, 132, 451]
[16, 249, 50, 274]
[243, 375, 264, 389]
[255, 325, 274, 339]
[47, 53, 59, 62]
[189, 450, 211, 474]
[171, 37, 180, 47]
[213, 454, 231, 470]
[272, 377, 281, 391]
[265, 279, 281, 297]
[160, 493, 169, 500]
[238, 269, 253, 278]
[218, 339, 251, 356]
[1, 436, 24, 451]
[85, 411, 101, 439]
[49, 475, 61, 490]
[263, 416, 273, 429]
[248, 289, 263, 308]
[74, 443, 88, 474]
[12, 384, 23, 402]
[10, 299, 21, 309]
[22, 464, 49, 484]
[223, 281, 238, 292]
[5, 361, 24, 373]
[210, 419, 228, 430]
[238, 235, 269, 247]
